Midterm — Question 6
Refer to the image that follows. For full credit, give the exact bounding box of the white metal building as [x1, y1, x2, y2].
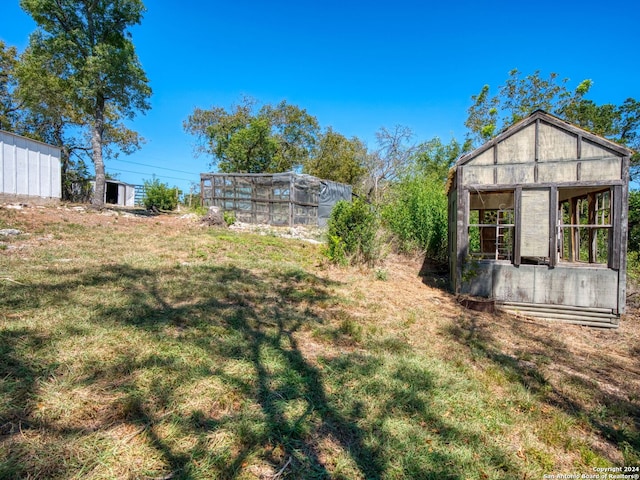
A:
[0, 130, 62, 202]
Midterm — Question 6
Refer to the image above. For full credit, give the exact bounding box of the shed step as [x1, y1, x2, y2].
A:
[497, 302, 618, 328]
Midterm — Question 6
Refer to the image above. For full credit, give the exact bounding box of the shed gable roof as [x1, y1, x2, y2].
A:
[456, 110, 633, 167]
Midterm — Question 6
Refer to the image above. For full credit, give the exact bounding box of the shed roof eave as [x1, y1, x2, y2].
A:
[0, 128, 63, 154]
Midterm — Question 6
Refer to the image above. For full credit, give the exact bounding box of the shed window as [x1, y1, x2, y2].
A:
[558, 188, 611, 264]
[468, 191, 514, 260]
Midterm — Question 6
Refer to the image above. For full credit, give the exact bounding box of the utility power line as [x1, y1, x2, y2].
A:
[109, 158, 199, 175]
[107, 167, 195, 183]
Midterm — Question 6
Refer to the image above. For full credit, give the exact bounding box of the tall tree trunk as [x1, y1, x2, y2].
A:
[91, 97, 105, 207]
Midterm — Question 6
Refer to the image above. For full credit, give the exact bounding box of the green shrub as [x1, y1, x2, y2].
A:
[223, 211, 236, 226]
[382, 174, 448, 263]
[629, 190, 640, 253]
[142, 178, 179, 211]
[628, 251, 640, 283]
[326, 199, 379, 266]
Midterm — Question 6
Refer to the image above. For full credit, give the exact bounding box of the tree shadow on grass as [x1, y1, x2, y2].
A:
[1, 262, 527, 478]
[445, 313, 640, 465]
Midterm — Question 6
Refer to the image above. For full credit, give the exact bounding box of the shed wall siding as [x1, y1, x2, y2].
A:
[537, 162, 576, 183]
[464, 263, 620, 312]
[472, 148, 495, 166]
[0, 131, 61, 199]
[496, 164, 534, 184]
[461, 165, 494, 185]
[497, 125, 535, 163]
[538, 123, 577, 161]
[532, 267, 618, 308]
[580, 157, 622, 181]
[582, 140, 615, 159]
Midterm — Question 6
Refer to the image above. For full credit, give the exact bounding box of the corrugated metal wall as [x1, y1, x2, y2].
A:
[0, 130, 62, 199]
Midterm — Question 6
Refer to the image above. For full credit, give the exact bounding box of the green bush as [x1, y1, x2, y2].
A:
[142, 178, 179, 211]
[223, 211, 236, 226]
[326, 199, 379, 266]
[629, 190, 640, 253]
[381, 174, 448, 263]
[628, 251, 640, 283]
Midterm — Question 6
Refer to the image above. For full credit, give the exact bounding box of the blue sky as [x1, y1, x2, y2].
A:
[2, 0, 639, 193]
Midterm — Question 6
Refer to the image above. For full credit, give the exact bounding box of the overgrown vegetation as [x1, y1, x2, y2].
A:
[142, 178, 179, 211]
[326, 198, 380, 266]
[1, 206, 638, 479]
[382, 173, 448, 262]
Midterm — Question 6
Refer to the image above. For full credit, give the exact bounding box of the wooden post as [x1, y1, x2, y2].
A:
[289, 174, 295, 227]
[569, 198, 579, 262]
[549, 187, 558, 267]
[513, 187, 522, 266]
[588, 193, 596, 263]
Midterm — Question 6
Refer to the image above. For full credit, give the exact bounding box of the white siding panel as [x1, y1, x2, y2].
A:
[40, 154, 50, 197]
[538, 123, 577, 161]
[468, 147, 495, 166]
[462, 166, 494, 185]
[28, 148, 39, 195]
[582, 140, 613, 159]
[580, 158, 621, 181]
[51, 155, 61, 198]
[520, 190, 550, 257]
[118, 184, 126, 205]
[15, 140, 28, 195]
[126, 185, 135, 206]
[533, 267, 618, 308]
[497, 125, 535, 163]
[0, 130, 62, 198]
[2, 142, 15, 193]
[537, 162, 577, 183]
[496, 164, 534, 184]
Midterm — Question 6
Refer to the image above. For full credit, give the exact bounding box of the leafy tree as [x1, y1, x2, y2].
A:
[561, 97, 640, 165]
[16, 41, 92, 201]
[465, 69, 640, 172]
[465, 69, 589, 146]
[629, 190, 640, 253]
[0, 39, 91, 201]
[20, 0, 152, 207]
[304, 128, 367, 186]
[184, 97, 320, 173]
[225, 117, 278, 173]
[413, 137, 470, 182]
[260, 101, 320, 172]
[0, 41, 21, 131]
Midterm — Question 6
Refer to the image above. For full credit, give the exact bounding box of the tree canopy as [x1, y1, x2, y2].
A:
[412, 137, 469, 182]
[464, 69, 639, 168]
[20, 0, 152, 206]
[0, 41, 20, 131]
[184, 98, 320, 174]
[303, 128, 367, 186]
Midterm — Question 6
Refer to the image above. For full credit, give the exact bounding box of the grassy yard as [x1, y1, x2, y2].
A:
[1, 205, 639, 479]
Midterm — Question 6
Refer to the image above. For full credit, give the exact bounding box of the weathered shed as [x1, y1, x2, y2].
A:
[0, 129, 62, 203]
[447, 110, 633, 327]
[90, 180, 136, 207]
[200, 172, 352, 227]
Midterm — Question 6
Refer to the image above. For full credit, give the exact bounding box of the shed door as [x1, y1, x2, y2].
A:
[520, 189, 550, 259]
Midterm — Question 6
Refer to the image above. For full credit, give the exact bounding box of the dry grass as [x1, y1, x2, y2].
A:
[1, 203, 639, 479]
